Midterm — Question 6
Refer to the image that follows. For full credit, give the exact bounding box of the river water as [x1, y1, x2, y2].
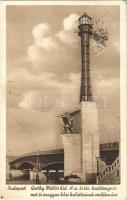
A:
[6, 170, 64, 185]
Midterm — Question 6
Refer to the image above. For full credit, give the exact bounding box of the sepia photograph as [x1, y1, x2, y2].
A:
[6, 4, 121, 186]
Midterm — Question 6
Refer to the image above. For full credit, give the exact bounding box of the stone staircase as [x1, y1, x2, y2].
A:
[96, 156, 120, 184]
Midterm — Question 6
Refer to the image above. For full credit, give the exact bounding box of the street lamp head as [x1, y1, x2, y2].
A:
[78, 12, 92, 36]
[79, 12, 92, 26]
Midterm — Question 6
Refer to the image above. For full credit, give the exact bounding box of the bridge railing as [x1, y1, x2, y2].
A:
[96, 156, 120, 184]
[100, 142, 119, 151]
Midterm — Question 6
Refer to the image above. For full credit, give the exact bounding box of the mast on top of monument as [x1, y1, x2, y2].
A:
[78, 12, 93, 102]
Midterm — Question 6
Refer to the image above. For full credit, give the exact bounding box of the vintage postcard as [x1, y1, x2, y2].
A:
[0, 0, 127, 199]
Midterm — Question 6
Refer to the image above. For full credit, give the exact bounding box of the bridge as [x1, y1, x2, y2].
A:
[9, 142, 119, 171]
[9, 149, 64, 171]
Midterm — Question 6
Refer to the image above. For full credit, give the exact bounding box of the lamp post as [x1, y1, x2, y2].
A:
[36, 151, 40, 184]
[117, 116, 120, 138]
[96, 157, 100, 176]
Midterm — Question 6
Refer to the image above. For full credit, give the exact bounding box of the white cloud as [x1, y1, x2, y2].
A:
[32, 23, 50, 39]
[30, 23, 58, 53]
[96, 77, 119, 89]
[56, 31, 73, 44]
[56, 13, 79, 45]
[28, 13, 79, 64]
[27, 45, 42, 61]
[63, 13, 79, 31]
[18, 72, 80, 110]
[35, 36, 58, 50]
[19, 91, 46, 109]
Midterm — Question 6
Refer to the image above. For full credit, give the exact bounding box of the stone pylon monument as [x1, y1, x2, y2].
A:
[61, 13, 99, 184]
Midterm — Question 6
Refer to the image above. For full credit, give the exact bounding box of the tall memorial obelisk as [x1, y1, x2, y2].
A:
[61, 13, 99, 183]
[78, 13, 99, 183]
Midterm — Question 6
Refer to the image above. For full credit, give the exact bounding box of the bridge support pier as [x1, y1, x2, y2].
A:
[36, 173, 40, 184]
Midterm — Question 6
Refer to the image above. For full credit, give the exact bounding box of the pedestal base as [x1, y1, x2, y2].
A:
[61, 133, 82, 179]
[81, 101, 100, 183]
[61, 101, 99, 184]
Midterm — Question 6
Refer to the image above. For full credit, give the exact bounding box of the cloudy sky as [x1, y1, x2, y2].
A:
[6, 5, 120, 156]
